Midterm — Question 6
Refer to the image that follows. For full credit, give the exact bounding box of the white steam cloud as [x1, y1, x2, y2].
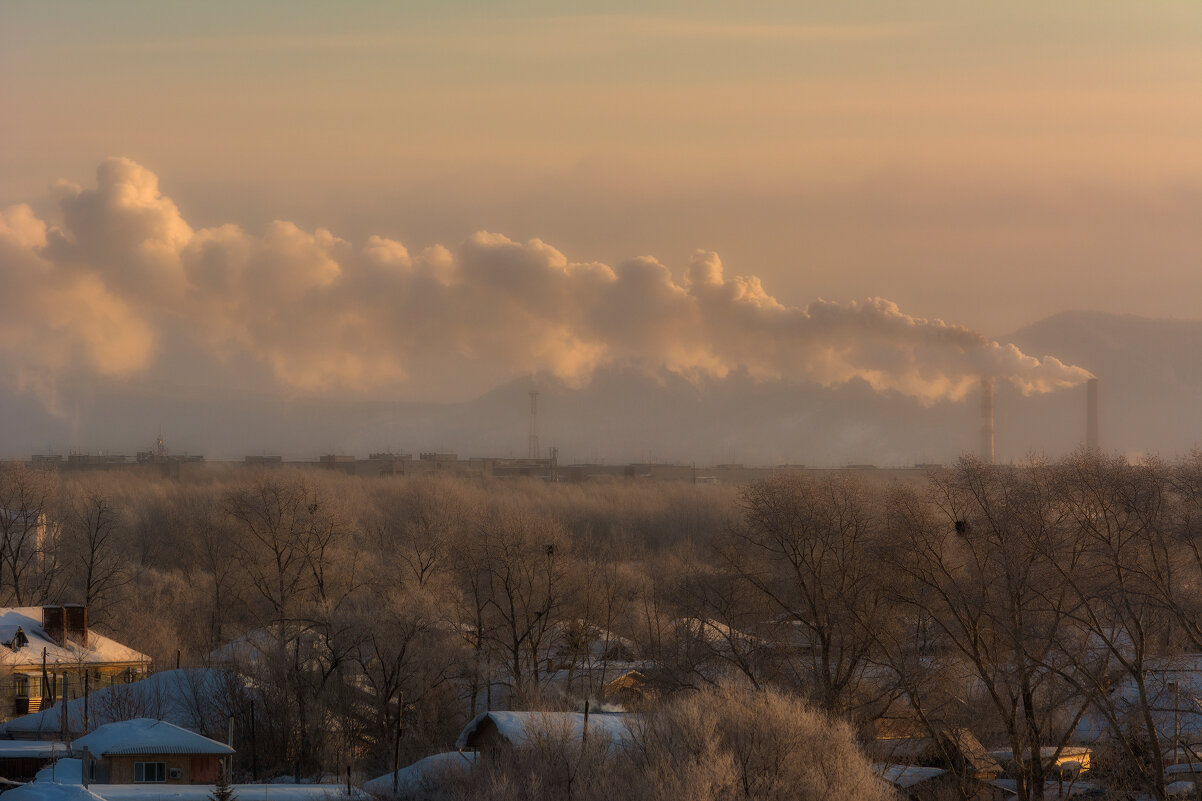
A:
[0, 158, 1092, 412]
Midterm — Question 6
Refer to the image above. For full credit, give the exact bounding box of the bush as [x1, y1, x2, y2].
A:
[446, 684, 887, 801]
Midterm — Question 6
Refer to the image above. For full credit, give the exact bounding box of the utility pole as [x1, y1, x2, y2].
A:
[392, 691, 404, 797]
[250, 699, 258, 781]
[60, 675, 68, 742]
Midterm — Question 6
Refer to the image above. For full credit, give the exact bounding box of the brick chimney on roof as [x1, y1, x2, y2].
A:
[42, 604, 88, 647]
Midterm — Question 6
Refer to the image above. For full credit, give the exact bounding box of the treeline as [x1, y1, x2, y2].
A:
[0, 464, 736, 780]
[4, 453, 1202, 801]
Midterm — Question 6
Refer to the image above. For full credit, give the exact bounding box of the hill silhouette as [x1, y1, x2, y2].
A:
[3, 311, 1200, 465]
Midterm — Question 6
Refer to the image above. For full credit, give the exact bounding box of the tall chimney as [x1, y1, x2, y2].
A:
[980, 377, 995, 465]
[1086, 377, 1099, 453]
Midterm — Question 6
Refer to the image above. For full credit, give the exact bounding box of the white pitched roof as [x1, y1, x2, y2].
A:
[363, 751, 477, 796]
[72, 719, 233, 757]
[0, 608, 148, 667]
[873, 764, 946, 788]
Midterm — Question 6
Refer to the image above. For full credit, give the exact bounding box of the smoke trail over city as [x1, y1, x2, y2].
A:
[0, 158, 1092, 413]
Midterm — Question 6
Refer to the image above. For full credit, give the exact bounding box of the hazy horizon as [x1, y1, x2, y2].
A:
[2, 2, 1199, 462]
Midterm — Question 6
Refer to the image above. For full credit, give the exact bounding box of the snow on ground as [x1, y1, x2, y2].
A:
[0, 782, 105, 801]
[35, 758, 82, 784]
[0, 669, 238, 738]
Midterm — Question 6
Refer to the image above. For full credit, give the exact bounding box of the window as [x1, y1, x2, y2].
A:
[134, 763, 166, 783]
[12, 675, 40, 698]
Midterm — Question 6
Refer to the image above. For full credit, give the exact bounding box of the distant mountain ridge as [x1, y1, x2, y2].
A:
[2, 310, 1201, 465]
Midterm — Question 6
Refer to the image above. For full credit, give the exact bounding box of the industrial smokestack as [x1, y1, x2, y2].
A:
[980, 377, 995, 465]
[1086, 377, 1099, 453]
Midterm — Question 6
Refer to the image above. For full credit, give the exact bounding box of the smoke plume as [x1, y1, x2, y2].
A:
[0, 158, 1092, 412]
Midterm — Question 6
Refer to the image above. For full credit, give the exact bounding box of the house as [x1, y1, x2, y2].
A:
[871, 726, 1003, 780]
[0, 740, 66, 781]
[0, 605, 150, 721]
[603, 670, 657, 709]
[455, 711, 634, 752]
[9, 758, 371, 801]
[72, 718, 233, 784]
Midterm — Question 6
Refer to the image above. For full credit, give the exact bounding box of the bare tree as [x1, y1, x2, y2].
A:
[375, 478, 472, 589]
[1041, 452, 1177, 800]
[473, 504, 570, 703]
[891, 458, 1087, 801]
[223, 470, 357, 778]
[0, 462, 60, 604]
[723, 472, 896, 716]
[62, 483, 133, 621]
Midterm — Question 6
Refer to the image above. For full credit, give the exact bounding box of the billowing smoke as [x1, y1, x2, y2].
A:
[0, 158, 1092, 412]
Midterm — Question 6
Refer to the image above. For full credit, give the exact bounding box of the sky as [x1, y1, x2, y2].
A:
[0, 1, 1200, 454]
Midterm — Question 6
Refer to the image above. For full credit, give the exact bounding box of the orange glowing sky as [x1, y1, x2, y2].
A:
[3, 1, 1201, 336]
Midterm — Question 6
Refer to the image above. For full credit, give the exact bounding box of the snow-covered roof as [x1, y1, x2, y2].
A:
[455, 711, 634, 750]
[872, 764, 945, 788]
[362, 752, 476, 796]
[72, 719, 233, 757]
[988, 746, 1091, 760]
[989, 778, 1101, 798]
[208, 625, 323, 669]
[1165, 763, 1202, 777]
[0, 669, 239, 738]
[672, 618, 765, 648]
[1075, 657, 1202, 744]
[7, 782, 367, 801]
[0, 609, 148, 667]
[0, 740, 65, 758]
[549, 620, 637, 661]
[92, 789, 367, 801]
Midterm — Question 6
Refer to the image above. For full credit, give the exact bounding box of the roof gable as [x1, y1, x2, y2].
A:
[72, 719, 234, 757]
[0, 608, 148, 667]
